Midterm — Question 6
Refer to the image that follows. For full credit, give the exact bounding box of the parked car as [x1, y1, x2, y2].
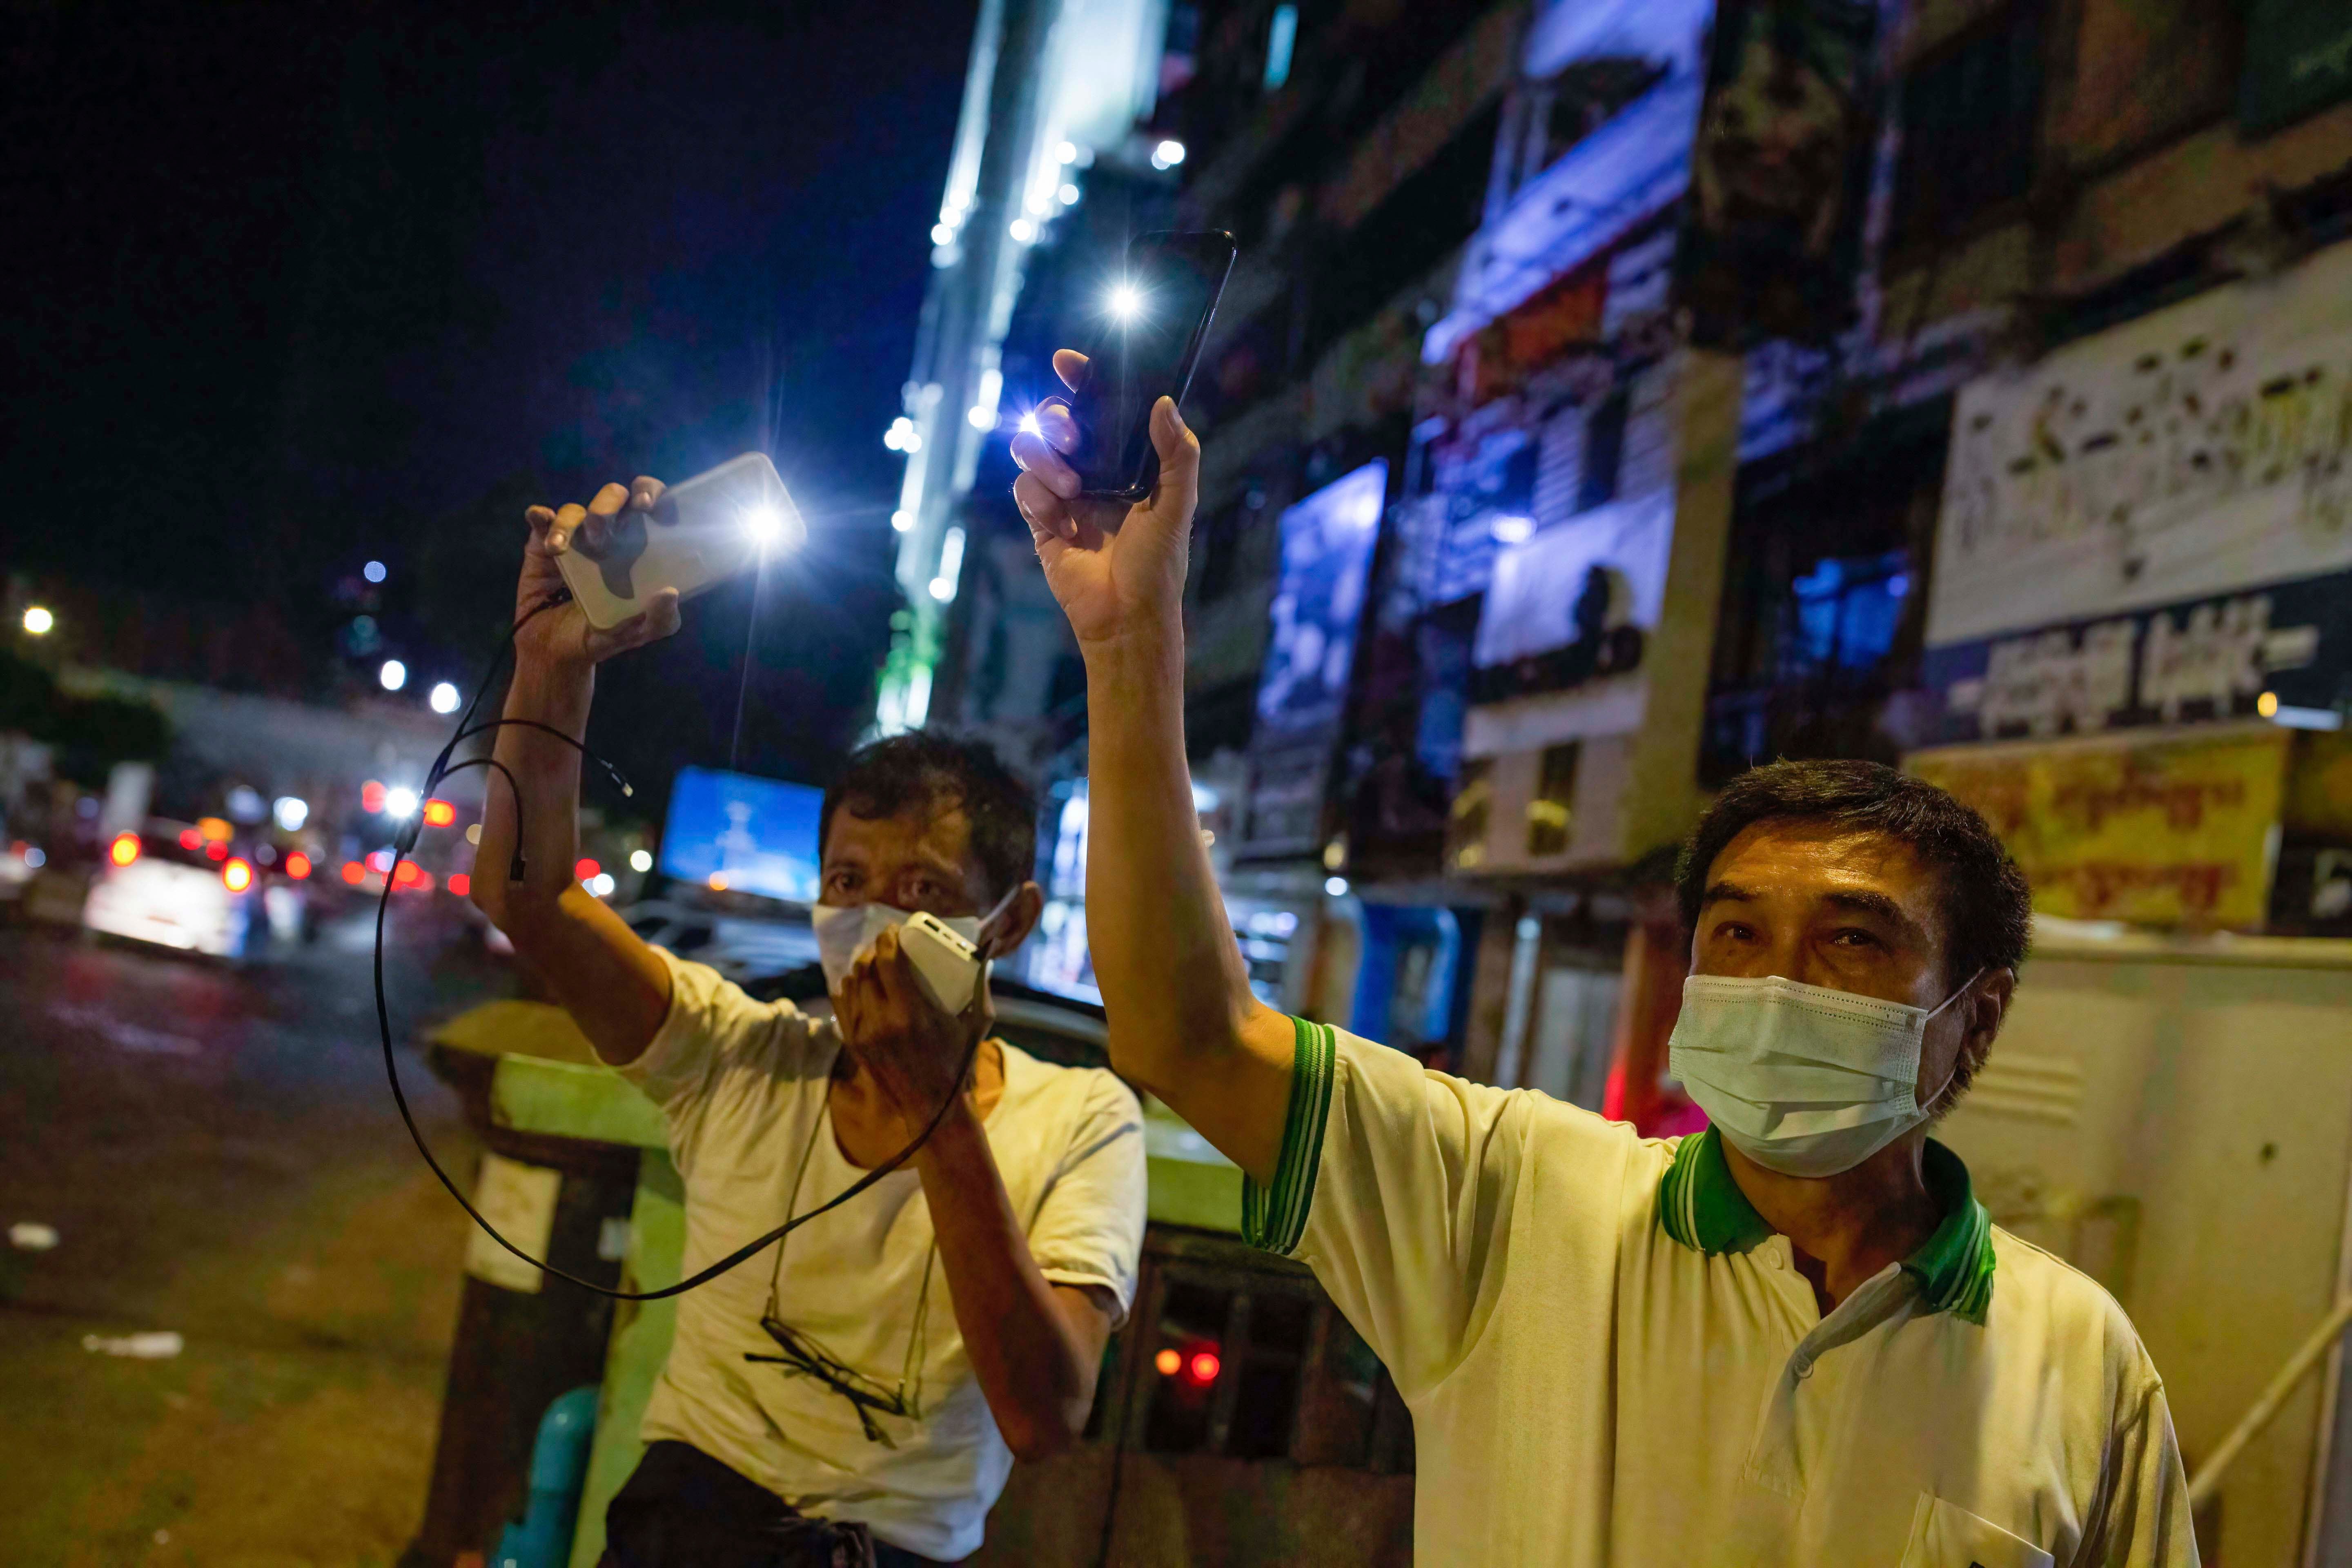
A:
[81, 820, 259, 959]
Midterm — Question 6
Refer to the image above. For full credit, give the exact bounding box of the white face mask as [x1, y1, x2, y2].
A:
[808, 902, 984, 996]
[1667, 971, 1980, 1179]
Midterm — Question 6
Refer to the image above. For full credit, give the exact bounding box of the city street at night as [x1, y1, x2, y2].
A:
[0, 911, 497, 1566]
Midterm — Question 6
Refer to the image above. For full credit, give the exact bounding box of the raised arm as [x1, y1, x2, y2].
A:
[469, 479, 683, 1066]
[1011, 354, 1296, 1184]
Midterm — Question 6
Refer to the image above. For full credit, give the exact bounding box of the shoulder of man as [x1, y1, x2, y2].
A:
[1986, 1226, 2167, 1403]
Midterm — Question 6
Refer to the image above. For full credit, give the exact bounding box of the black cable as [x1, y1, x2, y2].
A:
[372, 588, 982, 1301]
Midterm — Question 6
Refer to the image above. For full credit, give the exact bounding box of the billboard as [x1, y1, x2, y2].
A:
[1909, 727, 2290, 931]
[1922, 239, 2352, 742]
[1244, 461, 1389, 854]
[659, 766, 822, 903]
[1674, 0, 1880, 347]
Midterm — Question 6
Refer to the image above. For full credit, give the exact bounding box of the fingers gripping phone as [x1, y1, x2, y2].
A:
[555, 452, 806, 629]
[1060, 231, 1238, 501]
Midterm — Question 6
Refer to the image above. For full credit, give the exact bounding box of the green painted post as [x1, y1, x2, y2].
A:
[568, 1148, 684, 1568]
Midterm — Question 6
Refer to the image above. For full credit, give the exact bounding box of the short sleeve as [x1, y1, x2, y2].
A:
[1023, 1071, 1148, 1327]
[1245, 1020, 1632, 1399]
[2082, 1380, 2198, 1567]
[609, 948, 826, 1173]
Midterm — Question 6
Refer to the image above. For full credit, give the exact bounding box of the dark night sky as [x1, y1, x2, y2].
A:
[3, 0, 977, 797]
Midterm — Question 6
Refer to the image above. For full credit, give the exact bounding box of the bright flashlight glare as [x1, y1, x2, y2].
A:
[1018, 411, 1042, 436]
[747, 505, 785, 548]
[1108, 284, 1144, 321]
[385, 787, 420, 820]
[428, 681, 460, 714]
[379, 659, 407, 692]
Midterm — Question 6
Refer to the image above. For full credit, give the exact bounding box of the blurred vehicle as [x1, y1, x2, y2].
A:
[81, 820, 258, 959]
[0, 838, 45, 907]
[614, 897, 820, 982]
[259, 846, 324, 944]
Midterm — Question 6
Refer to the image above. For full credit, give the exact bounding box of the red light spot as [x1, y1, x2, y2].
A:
[575, 858, 600, 881]
[284, 852, 312, 880]
[361, 780, 388, 814]
[392, 861, 421, 887]
[222, 858, 254, 893]
[1154, 1348, 1181, 1376]
[1189, 1350, 1220, 1384]
[178, 828, 202, 851]
[412, 870, 435, 893]
[341, 861, 365, 885]
[422, 798, 457, 828]
[108, 832, 140, 868]
[447, 872, 470, 898]
[205, 840, 227, 862]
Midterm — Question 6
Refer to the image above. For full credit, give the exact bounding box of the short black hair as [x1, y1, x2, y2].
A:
[1676, 758, 2031, 987]
[820, 731, 1037, 901]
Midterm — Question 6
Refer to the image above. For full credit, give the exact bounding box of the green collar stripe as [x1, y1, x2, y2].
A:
[1242, 1017, 1334, 1257]
[1657, 1127, 1996, 1325]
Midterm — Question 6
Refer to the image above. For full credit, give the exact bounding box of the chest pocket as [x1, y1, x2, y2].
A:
[1899, 1494, 2055, 1568]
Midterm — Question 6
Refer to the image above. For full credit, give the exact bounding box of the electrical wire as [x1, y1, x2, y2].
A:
[371, 587, 982, 1301]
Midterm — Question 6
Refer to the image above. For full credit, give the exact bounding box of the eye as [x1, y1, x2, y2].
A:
[1829, 927, 1881, 949]
[1713, 919, 1757, 943]
[824, 867, 860, 895]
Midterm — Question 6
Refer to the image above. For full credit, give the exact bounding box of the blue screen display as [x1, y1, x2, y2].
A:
[659, 766, 822, 903]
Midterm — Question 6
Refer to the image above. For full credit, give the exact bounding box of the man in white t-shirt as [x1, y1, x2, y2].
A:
[1009, 358, 2197, 1564]
[470, 479, 1146, 1566]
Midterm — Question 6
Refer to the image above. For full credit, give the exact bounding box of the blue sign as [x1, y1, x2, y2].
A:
[659, 766, 822, 903]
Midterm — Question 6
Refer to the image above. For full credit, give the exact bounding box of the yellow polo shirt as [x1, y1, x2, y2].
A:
[1243, 1021, 2196, 1566]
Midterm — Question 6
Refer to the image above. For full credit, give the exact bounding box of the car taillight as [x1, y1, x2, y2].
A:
[178, 828, 202, 851]
[392, 861, 421, 889]
[341, 861, 365, 885]
[205, 840, 227, 862]
[284, 852, 312, 880]
[447, 872, 471, 897]
[108, 832, 140, 867]
[575, 857, 600, 881]
[422, 799, 457, 828]
[223, 858, 254, 893]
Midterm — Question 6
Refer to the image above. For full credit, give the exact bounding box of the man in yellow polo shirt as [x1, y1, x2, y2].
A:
[1009, 362, 2195, 1564]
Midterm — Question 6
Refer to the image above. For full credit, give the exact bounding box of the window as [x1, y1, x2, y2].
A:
[1578, 389, 1628, 512]
[1526, 741, 1579, 858]
[1891, 6, 2045, 252]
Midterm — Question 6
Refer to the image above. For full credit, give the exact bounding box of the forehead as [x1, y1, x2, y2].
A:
[822, 797, 974, 867]
[1707, 821, 1948, 929]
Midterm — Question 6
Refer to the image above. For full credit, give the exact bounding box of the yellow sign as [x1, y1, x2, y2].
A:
[1908, 726, 2290, 931]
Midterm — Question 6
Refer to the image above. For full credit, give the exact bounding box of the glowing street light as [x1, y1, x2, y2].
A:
[428, 681, 460, 715]
[21, 606, 52, 636]
[363, 560, 387, 584]
[629, 849, 653, 873]
[384, 787, 420, 820]
[1150, 138, 1187, 171]
[379, 659, 407, 692]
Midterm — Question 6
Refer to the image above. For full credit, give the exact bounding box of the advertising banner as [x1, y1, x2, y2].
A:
[1927, 241, 2352, 652]
[1674, 0, 1880, 346]
[1908, 726, 2290, 930]
[1243, 461, 1389, 855]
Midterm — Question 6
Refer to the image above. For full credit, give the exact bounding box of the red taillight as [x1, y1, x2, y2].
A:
[361, 780, 387, 814]
[575, 858, 600, 881]
[1188, 1350, 1221, 1385]
[1154, 1348, 1180, 1376]
[422, 798, 457, 828]
[447, 871, 471, 897]
[223, 858, 254, 893]
[284, 852, 312, 880]
[178, 828, 202, 851]
[341, 861, 365, 885]
[392, 861, 421, 888]
[205, 840, 227, 862]
[108, 832, 140, 868]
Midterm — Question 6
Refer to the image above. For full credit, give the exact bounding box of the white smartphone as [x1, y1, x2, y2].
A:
[554, 452, 806, 630]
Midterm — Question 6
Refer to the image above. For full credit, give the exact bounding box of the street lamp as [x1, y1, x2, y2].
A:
[379, 659, 407, 692]
[428, 682, 459, 714]
[22, 606, 53, 636]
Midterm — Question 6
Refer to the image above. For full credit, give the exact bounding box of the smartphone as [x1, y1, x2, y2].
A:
[1061, 231, 1238, 501]
[554, 452, 805, 630]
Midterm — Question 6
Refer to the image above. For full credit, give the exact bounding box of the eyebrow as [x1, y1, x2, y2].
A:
[1700, 881, 1929, 940]
[1699, 880, 1759, 909]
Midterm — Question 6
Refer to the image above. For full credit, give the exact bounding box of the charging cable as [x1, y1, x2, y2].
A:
[372, 589, 983, 1301]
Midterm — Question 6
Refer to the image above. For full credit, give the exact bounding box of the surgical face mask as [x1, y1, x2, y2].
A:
[1667, 971, 1980, 1180]
[809, 903, 983, 995]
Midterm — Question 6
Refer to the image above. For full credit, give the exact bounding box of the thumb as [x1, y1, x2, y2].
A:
[1146, 397, 1199, 533]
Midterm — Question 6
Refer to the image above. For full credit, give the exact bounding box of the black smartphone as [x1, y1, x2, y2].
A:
[1061, 230, 1238, 501]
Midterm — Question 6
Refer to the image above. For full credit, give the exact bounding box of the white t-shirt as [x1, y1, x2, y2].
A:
[610, 949, 1147, 1560]
[1245, 1019, 2197, 1567]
